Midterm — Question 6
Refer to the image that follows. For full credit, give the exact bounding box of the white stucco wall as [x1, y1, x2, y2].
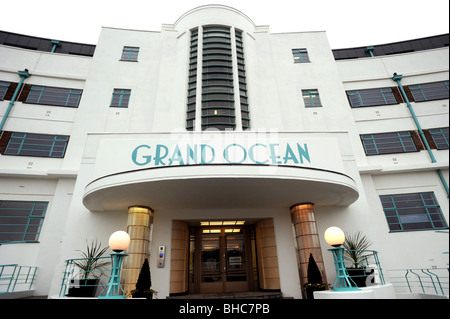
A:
[0, 5, 448, 298]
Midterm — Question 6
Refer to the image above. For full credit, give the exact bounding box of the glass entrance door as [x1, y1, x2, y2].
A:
[225, 233, 247, 289]
[197, 228, 250, 293]
[200, 233, 222, 292]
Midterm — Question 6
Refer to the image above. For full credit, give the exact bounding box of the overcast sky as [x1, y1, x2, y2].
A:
[1, 0, 449, 48]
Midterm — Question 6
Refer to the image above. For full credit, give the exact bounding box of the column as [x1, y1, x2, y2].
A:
[194, 26, 203, 131]
[121, 206, 153, 294]
[230, 26, 243, 131]
[255, 218, 280, 290]
[290, 203, 327, 293]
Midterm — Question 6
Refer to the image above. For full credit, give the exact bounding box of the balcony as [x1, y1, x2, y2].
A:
[341, 249, 387, 288]
[0, 264, 37, 296]
[387, 268, 449, 298]
[58, 256, 111, 298]
[315, 248, 448, 299]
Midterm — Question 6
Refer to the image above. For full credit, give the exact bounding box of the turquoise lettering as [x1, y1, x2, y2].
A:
[283, 143, 299, 164]
[200, 144, 214, 164]
[186, 145, 198, 165]
[269, 144, 281, 164]
[223, 144, 247, 164]
[132, 142, 311, 167]
[297, 143, 311, 163]
[169, 144, 185, 165]
[248, 144, 268, 164]
[154, 144, 169, 166]
[132, 145, 152, 166]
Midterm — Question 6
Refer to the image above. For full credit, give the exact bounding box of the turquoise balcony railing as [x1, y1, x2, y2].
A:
[0, 264, 37, 293]
[59, 256, 111, 298]
[387, 268, 449, 296]
[341, 249, 386, 287]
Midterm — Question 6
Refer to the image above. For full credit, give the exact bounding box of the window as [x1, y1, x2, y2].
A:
[236, 29, 250, 130]
[380, 192, 448, 232]
[121, 46, 139, 61]
[409, 81, 449, 102]
[302, 89, 322, 107]
[292, 49, 310, 63]
[1, 132, 69, 158]
[201, 26, 236, 131]
[360, 131, 418, 155]
[0, 81, 10, 100]
[429, 127, 449, 150]
[110, 89, 131, 108]
[25, 85, 82, 107]
[0, 200, 48, 243]
[186, 26, 250, 131]
[347, 87, 398, 107]
[186, 29, 198, 131]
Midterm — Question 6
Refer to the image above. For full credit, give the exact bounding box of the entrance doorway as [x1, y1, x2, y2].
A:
[190, 225, 257, 293]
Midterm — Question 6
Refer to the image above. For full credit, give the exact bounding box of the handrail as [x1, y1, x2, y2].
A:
[59, 256, 111, 298]
[423, 269, 446, 295]
[0, 264, 37, 293]
[342, 249, 386, 286]
[387, 268, 449, 296]
[409, 269, 425, 293]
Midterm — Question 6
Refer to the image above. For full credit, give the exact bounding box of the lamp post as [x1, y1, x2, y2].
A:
[98, 231, 131, 299]
[324, 227, 359, 291]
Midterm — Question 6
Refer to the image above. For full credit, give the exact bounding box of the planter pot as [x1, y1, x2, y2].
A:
[346, 269, 368, 287]
[67, 278, 99, 297]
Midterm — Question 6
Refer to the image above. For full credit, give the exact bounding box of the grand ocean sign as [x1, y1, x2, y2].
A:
[131, 142, 311, 166]
[90, 132, 347, 179]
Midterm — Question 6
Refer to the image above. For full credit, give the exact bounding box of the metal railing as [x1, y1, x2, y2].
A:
[387, 268, 449, 296]
[342, 249, 386, 286]
[59, 256, 111, 298]
[0, 264, 37, 293]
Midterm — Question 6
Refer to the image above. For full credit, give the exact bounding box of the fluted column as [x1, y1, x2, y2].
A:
[290, 203, 327, 294]
[121, 206, 153, 294]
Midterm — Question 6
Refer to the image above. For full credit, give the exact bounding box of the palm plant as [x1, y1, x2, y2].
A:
[343, 231, 372, 269]
[73, 239, 110, 279]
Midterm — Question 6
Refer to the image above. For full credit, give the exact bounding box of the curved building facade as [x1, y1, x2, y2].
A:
[0, 5, 448, 298]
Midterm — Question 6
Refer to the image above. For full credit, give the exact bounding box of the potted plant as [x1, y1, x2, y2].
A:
[131, 258, 157, 299]
[343, 230, 372, 287]
[303, 253, 327, 299]
[67, 239, 110, 297]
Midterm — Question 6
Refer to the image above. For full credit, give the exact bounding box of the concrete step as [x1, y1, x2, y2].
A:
[167, 291, 284, 299]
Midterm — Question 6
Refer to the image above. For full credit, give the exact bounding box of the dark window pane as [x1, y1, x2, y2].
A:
[110, 89, 131, 108]
[26, 86, 82, 107]
[410, 81, 449, 102]
[121, 46, 139, 61]
[4, 132, 69, 158]
[379, 192, 447, 232]
[0, 201, 48, 243]
[361, 132, 417, 155]
[0, 80, 10, 100]
[347, 87, 398, 107]
[429, 127, 449, 150]
[292, 48, 310, 63]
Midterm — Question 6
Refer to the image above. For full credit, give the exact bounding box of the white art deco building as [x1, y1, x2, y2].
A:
[0, 5, 448, 299]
